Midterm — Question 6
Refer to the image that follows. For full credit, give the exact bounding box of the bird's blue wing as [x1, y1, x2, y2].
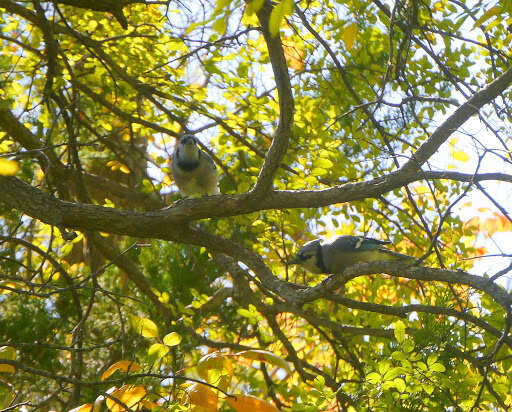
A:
[328, 236, 391, 252]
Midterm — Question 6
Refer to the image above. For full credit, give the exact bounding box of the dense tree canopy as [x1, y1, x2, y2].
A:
[1, 0, 512, 410]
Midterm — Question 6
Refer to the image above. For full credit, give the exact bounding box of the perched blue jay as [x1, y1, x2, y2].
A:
[289, 235, 414, 274]
[171, 135, 220, 198]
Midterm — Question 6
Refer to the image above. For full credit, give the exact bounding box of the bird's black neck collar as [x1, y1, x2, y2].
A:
[177, 147, 200, 171]
[177, 158, 199, 171]
[316, 245, 329, 273]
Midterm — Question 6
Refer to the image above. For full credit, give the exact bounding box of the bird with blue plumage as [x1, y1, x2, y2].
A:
[289, 235, 415, 274]
[170, 134, 220, 198]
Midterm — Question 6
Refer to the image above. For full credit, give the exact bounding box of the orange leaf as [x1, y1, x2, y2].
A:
[283, 40, 305, 71]
[226, 394, 280, 412]
[101, 360, 140, 381]
[474, 246, 488, 256]
[186, 383, 218, 411]
[495, 212, 512, 232]
[105, 385, 146, 412]
[0, 363, 15, 373]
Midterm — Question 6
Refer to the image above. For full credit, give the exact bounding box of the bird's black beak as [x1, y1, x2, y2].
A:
[180, 135, 196, 145]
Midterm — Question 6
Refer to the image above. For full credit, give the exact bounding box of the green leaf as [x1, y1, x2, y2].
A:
[422, 383, 434, 395]
[394, 378, 406, 392]
[212, 18, 227, 34]
[282, 0, 294, 15]
[269, 2, 285, 37]
[315, 158, 334, 168]
[378, 360, 391, 375]
[0, 346, 15, 360]
[342, 23, 358, 50]
[384, 367, 405, 381]
[402, 339, 414, 353]
[246, 0, 265, 16]
[268, 0, 294, 37]
[392, 320, 406, 343]
[473, 6, 501, 27]
[313, 375, 325, 389]
[366, 372, 381, 384]
[391, 351, 406, 361]
[417, 361, 427, 371]
[430, 362, 446, 372]
[215, 0, 231, 11]
[311, 167, 328, 176]
[426, 353, 438, 366]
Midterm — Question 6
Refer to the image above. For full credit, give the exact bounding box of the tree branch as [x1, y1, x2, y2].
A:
[251, 1, 294, 195]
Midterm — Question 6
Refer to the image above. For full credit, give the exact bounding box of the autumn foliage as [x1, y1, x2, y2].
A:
[1, 0, 512, 411]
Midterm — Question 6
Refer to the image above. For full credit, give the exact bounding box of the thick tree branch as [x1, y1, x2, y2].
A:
[295, 261, 512, 309]
[252, 2, 294, 195]
[2, 168, 512, 236]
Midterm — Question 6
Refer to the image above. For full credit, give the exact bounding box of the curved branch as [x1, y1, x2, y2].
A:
[295, 261, 512, 309]
[2, 166, 512, 237]
[252, 2, 294, 195]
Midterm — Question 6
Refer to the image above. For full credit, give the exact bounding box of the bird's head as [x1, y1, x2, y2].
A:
[289, 239, 323, 273]
[177, 134, 200, 160]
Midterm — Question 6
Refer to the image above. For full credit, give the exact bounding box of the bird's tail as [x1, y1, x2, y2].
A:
[379, 249, 417, 263]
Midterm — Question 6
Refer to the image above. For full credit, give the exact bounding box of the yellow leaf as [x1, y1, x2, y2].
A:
[148, 343, 169, 358]
[0, 363, 15, 373]
[452, 150, 470, 162]
[163, 332, 182, 346]
[0, 282, 19, 294]
[311, 167, 327, 176]
[236, 350, 292, 374]
[101, 360, 141, 381]
[131, 316, 159, 338]
[282, 0, 294, 14]
[269, 0, 294, 37]
[0, 346, 16, 360]
[392, 320, 406, 343]
[473, 5, 501, 27]
[0, 158, 19, 175]
[105, 385, 146, 412]
[246, 0, 265, 16]
[342, 23, 358, 50]
[186, 383, 218, 411]
[269, 3, 285, 37]
[414, 184, 429, 195]
[197, 352, 233, 381]
[226, 394, 280, 412]
[68, 404, 93, 412]
[314, 158, 334, 168]
[119, 164, 131, 174]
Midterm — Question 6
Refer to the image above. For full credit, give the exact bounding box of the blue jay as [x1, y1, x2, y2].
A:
[171, 135, 220, 198]
[289, 235, 414, 274]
